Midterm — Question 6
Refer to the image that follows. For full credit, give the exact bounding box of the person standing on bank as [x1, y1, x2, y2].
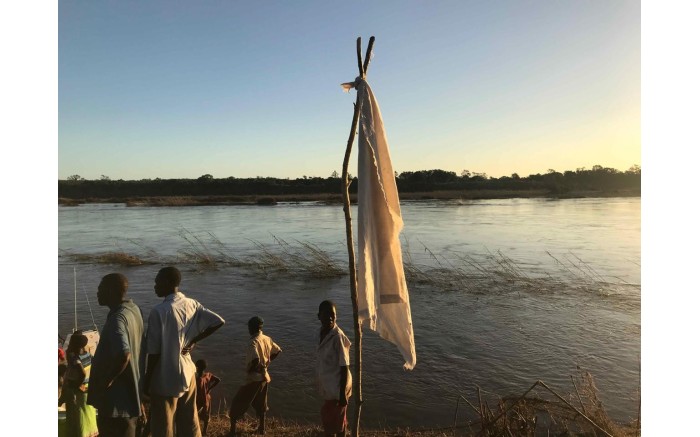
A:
[317, 300, 352, 437]
[88, 273, 145, 437]
[228, 316, 282, 436]
[195, 359, 221, 436]
[60, 332, 99, 437]
[143, 266, 225, 437]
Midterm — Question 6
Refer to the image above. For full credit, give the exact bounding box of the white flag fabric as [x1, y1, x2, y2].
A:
[355, 78, 416, 370]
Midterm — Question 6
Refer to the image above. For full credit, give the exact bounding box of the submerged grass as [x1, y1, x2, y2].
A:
[64, 251, 155, 266]
[60, 231, 638, 299]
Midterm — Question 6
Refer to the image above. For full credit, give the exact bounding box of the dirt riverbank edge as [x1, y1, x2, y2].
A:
[59, 189, 640, 207]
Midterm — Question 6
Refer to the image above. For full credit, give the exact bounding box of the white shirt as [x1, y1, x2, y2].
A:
[317, 325, 352, 401]
[244, 331, 282, 383]
[146, 292, 225, 397]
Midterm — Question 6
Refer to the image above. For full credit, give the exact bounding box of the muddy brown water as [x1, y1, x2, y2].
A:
[58, 198, 640, 427]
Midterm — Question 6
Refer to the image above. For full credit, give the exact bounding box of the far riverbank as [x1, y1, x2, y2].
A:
[58, 188, 640, 207]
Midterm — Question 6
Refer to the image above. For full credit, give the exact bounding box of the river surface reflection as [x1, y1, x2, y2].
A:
[58, 198, 640, 427]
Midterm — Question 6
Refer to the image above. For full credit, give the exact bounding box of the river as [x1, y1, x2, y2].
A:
[58, 197, 640, 428]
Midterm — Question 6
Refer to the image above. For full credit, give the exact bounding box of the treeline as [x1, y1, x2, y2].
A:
[58, 165, 641, 200]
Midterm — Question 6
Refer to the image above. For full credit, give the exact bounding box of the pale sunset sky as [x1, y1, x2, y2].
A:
[57, 0, 640, 180]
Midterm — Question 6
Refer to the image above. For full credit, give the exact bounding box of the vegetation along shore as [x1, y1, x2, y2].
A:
[59, 165, 640, 206]
[166, 367, 639, 436]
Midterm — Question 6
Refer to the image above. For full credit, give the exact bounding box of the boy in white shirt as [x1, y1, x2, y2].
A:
[317, 300, 352, 437]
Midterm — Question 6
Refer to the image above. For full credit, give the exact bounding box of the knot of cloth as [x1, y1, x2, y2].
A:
[340, 76, 365, 93]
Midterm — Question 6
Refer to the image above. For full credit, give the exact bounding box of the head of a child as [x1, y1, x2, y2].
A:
[248, 316, 264, 335]
[195, 359, 207, 375]
[67, 331, 88, 354]
[318, 300, 337, 331]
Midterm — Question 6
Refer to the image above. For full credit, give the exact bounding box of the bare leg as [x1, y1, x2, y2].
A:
[202, 416, 209, 435]
[257, 412, 266, 435]
[228, 418, 237, 437]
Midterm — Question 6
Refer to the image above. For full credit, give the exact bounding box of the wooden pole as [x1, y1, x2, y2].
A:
[342, 35, 375, 437]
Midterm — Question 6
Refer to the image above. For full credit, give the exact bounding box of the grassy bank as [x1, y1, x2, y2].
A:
[187, 370, 639, 436]
[58, 188, 640, 207]
[200, 415, 454, 436]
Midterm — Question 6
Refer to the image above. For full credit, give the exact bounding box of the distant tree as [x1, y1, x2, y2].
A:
[626, 164, 641, 175]
[100, 175, 111, 181]
[330, 171, 339, 178]
[56, 164, 639, 200]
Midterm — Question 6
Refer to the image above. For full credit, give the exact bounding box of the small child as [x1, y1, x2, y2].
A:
[228, 316, 282, 436]
[317, 300, 352, 437]
[195, 359, 221, 436]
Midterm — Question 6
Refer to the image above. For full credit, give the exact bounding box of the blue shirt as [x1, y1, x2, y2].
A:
[88, 299, 144, 418]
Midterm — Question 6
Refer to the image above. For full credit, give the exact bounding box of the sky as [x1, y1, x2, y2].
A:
[57, 0, 640, 180]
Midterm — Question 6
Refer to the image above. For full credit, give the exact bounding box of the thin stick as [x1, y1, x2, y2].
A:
[477, 386, 486, 435]
[344, 36, 376, 437]
[363, 36, 375, 76]
[458, 394, 481, 414]
[343, 94, 363, 437]
[453, 396, 460, 429]
[636, 354, 641, 437]
[356, 37, 364, 77]
[571, 375, 587, 415]
[74, 267, 77, 332]
[481, 381, 613, 437]
[538, 380, 612, 436]
[500, 400, 508, 434]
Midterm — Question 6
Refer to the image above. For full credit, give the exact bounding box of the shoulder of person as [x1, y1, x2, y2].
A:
[122, 299, 143, 313]
[151, 300, 168, 312]
[336, 327, 351, 347]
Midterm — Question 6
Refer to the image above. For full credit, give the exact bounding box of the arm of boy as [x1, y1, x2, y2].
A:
[270, 341, 282, 364]
[338, 366, 349, 406]
[248, 358, 265, 374]
[104, 315, 132, 389]
[337, 330, 351, 407]
[208, 374, 221, 390]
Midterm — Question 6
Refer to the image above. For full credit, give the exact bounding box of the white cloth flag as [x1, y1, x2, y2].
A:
[355, 78, 416, 370]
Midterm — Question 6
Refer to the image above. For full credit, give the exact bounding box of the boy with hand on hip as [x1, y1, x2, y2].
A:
[317, 300, 352, 437]
[228, 316, 282, 436]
